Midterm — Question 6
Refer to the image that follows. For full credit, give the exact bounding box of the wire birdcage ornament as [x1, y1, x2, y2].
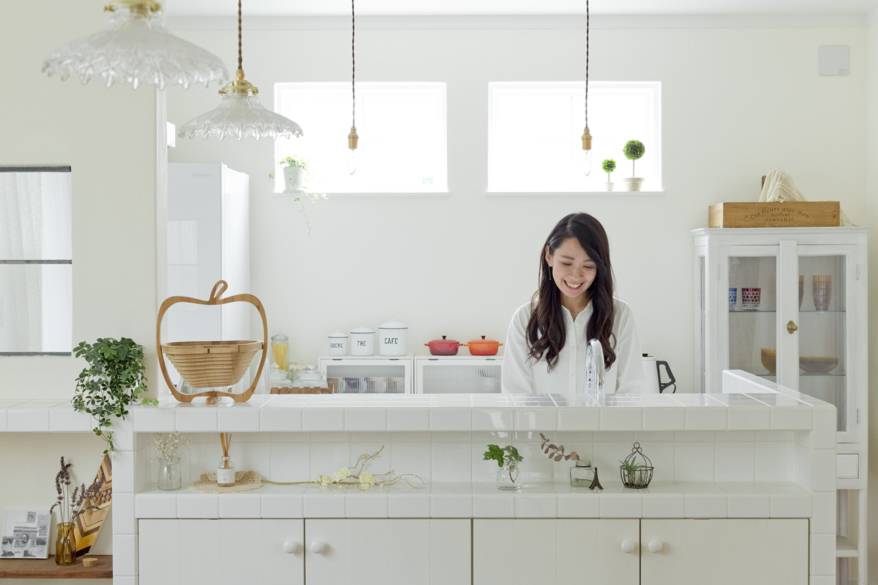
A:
[619, 442, 653, 489]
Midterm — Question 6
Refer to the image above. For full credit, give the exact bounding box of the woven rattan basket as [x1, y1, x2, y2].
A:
[157, 281, 268, 403]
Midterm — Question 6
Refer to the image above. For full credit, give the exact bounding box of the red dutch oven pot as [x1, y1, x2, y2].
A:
[463, 336, 503, 356]
[424, 335, 464, 356]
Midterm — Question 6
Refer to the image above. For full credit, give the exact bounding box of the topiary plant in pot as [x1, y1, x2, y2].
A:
[622, 140, 646, 191]
[278, 156, 308, 192]
[73, 337, 152, 453]
[601, 159, 617, 192]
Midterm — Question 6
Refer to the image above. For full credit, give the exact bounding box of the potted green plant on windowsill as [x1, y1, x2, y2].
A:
[278, 156, 308, 192]
[73, 337, 153, 454]
[602, 159, 616, 192]
[622, 140, 646, 191]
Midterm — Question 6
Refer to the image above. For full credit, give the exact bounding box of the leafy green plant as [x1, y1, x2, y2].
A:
[623, 140, 646, 177]
[268, 156, 326, 235]
[601, 159, 616, 182]
[619, 456, 648, 487]
[73, 338, 149, 454]
[277, 156, 308, 171]
[484, 445, 523, 468]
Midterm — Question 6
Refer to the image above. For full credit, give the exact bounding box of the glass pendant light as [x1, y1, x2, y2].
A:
[347, 0, 359, 175]
[177, 0, 303, 141]
[580, 0, 593, 176]
[42, 1, 227, 90]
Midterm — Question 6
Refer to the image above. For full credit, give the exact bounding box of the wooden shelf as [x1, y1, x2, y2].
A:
[0, 555, 112, 579]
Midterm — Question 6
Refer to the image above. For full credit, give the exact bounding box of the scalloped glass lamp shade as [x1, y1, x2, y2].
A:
[41, 2, 228, 90]
[177, 71, 303, 141]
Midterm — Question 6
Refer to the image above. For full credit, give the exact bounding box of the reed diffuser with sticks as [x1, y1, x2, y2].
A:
[216, 433, 235, 487]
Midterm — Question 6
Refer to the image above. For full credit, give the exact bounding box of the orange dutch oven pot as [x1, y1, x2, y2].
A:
[463, 335, 503, 356]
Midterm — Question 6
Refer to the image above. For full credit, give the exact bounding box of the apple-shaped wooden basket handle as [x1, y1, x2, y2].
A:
[156, 280, 269, 403]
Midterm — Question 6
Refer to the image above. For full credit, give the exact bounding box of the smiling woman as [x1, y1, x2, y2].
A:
[501, 212, 647, 395]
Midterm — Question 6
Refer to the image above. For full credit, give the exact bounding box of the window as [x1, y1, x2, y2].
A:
[0, 167, 73, 355]
[274, 82, 447, 193]
[488, 82, 661, 193]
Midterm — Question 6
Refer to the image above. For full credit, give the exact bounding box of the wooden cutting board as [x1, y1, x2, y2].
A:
[73, 455, 112, 555]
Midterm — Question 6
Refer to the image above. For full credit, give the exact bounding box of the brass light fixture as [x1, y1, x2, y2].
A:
[346, 0, 359, 175]
[177, 0, 303, 141]
[42, 0, 227, 90]
[580, 0, 593, 176]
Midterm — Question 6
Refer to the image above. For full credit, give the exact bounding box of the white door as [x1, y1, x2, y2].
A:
[305, 519, 471, 585]
[473, 519, 640, 585]
[139, 519, 304, 585]
[640, 519, 808, 585]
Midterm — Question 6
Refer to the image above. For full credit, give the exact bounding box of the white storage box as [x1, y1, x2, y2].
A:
[415, 356, 503, 394]
[317, 355, 413, 394]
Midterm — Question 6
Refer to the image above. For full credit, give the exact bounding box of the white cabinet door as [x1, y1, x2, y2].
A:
[305, 519, 470, 585]
[473, 519, 639, 585]
[139, 519, 304, 585]
[641, 519, 808, 585]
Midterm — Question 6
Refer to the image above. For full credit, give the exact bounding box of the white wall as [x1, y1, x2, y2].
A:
[866, 13, 878, 585]
[0, 0, 160, 564]
[168, 24, 868, 386]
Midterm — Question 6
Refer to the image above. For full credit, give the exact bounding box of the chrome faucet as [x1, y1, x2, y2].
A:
[585, 338, 605, 398]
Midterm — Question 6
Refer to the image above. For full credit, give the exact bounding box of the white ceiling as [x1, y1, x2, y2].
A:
[165, 0, 878, 17]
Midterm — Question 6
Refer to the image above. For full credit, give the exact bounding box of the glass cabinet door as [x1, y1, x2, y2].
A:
[796, 246, 856, 441]
[725, 248, 780, 383]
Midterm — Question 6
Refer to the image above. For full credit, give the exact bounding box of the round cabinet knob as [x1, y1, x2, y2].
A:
[621, 540, 636, 554]
[648, 540, 663, 553]
[310, 540, 326, 555]
[283, 540, 299, 554]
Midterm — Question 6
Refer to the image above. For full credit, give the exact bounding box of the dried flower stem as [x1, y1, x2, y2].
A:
[540, 433, 580, 462]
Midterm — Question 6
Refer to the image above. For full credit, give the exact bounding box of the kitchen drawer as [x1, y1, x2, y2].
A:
[837, 454, 858, 478]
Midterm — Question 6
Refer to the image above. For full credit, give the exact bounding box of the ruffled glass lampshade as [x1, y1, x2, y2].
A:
[42, 2, 227, 90]
[177, 70, 303, 141]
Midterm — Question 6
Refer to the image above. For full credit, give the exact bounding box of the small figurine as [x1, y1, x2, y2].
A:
[589, 466, 603, 491]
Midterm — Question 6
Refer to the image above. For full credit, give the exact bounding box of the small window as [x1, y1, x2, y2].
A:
[274, 82, 447, 193]
[488, 81, 662, 193]
[0, 167, 73, 355]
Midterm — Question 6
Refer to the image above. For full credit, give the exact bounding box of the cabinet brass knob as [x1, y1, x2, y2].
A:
[787, 320, 798, 334]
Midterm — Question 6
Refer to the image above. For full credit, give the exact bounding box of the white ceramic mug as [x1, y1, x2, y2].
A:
[350, 326, 375, 356]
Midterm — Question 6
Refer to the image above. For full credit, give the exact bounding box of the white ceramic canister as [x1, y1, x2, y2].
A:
[350, 326, 375, 356]
[378, 319, 408, 356]
[328, 331, 348, 356]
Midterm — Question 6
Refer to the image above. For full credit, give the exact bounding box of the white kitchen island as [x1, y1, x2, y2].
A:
[0, 370, 836, 585]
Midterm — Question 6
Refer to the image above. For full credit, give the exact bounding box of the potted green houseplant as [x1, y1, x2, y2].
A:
[73, 337, 151, 453]
[622, 140, 646, 191]
[602, 159, 617, 192]
[278, 156, 308, 192]
[483, 444, 524, 490]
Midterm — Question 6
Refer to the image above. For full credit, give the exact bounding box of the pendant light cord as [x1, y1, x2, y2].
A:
[585, 0, 589, 129]
[351, 0, 357, 128]
[237, 0, 243, 70]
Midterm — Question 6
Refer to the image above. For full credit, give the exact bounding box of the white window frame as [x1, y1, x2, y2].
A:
[274, 82, 448, 194]
[487, 81, 662, 194]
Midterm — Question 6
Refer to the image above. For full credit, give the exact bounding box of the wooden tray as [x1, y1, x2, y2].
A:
[709, 202, 840, 228]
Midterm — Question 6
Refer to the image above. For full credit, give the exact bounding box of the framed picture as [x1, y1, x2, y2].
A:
[1, 510, 50, 559]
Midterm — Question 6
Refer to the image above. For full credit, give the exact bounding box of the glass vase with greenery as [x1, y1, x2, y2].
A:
[483, 444, 524, 490]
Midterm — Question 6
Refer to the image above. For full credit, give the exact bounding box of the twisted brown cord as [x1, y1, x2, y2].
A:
[585, 0, 589, 128]
[237, 0, 243, 70]
[352, 0, 356, 128]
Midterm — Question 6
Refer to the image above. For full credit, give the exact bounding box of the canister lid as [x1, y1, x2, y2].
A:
[329, 330, 348, 338]
[574, 458, 593, 467]
[379, 319, 408, 330]
[350, 326, 375, 334]
[271, 334, 289, 342]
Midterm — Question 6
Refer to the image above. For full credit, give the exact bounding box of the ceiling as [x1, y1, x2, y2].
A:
[165, 0, 878, 17]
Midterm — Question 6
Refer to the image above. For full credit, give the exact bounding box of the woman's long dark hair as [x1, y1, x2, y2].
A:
[526, 213, 616, 371]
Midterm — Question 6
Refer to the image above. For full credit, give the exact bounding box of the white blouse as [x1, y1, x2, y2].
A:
[501, 298, 647, 395]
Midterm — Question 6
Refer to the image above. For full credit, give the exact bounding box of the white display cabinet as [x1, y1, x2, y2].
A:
[414, 356, 503, 394]
[692, 226, 868, 584]
[317, 356, 413, 394]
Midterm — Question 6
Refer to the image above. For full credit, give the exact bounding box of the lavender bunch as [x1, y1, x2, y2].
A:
[49, 457, 104, 525]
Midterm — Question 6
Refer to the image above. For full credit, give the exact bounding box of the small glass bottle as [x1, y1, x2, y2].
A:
[496, 460, 521, 490]
[270, 334, 289, 372]
[217, 456, 236, 487]
[569, 458, 594, 488]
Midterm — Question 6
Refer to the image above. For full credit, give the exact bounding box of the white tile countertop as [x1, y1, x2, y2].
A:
[133, 481, 817, 520]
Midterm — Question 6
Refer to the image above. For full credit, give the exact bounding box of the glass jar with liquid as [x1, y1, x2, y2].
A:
[271, 334, 289, 372]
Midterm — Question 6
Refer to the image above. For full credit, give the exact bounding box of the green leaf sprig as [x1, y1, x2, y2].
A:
[73, 338, 149, 454]
[483, 444, 523, 468]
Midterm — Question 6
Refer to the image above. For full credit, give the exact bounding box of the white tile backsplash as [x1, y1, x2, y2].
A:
[432, 442, 472, 482]
[674, 442, 715, 483]
[755, 441, 794, 482]
[714, 442, 755, 482]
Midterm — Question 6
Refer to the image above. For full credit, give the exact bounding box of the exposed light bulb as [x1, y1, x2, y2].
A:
[347, 148, 358, 175]
[581, 127, 593, 176]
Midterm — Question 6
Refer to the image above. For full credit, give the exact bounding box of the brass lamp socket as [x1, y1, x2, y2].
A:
[105, 1, 162, 14]
[219, 69, 259, 96]
[348, 127, 359, 150]
[581, 127, 593, 151]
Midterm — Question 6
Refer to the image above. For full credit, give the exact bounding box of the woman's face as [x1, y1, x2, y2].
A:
[546, 237, 597, 300]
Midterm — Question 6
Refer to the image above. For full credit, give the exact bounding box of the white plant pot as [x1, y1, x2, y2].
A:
[605, 182, 614, 192]
[283, 166, 304, 192]
[624, 177, 645, 192]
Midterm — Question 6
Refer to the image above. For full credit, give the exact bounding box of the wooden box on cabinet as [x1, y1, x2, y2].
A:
[708, 202, 840, 228]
